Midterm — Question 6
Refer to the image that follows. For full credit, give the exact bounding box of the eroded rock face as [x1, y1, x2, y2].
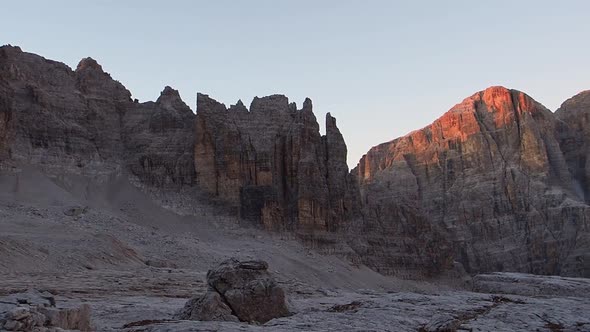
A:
[555, 90, 590, 202]
[194, 93, 356, 233]
[176, 259, 290, 324]
[355, 86, 590, 277]
[350, 200, 454, 278]
[4, 45, 590, 279]
[0, 45, 195, 187]
[123, 86, 195, 187]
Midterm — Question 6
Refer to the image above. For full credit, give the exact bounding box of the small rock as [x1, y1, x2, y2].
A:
[175, 291, 238, 322]
[421, 314, 461, 332]
[8, 307, 31, 320]
[328, 301, 363, 312]
[63, 206, 88, 217]
[3, 319, 22, 330]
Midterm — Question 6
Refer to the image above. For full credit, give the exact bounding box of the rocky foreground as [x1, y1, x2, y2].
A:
[1, 264, 589, 331]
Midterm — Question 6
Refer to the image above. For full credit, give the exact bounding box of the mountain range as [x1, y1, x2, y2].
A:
[1, 44, 589, 279]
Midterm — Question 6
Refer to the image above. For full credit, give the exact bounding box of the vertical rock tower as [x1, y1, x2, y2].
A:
[194, 93, 357, 233]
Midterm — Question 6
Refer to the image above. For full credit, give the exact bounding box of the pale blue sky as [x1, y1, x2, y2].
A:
[3, 1, 589, 166]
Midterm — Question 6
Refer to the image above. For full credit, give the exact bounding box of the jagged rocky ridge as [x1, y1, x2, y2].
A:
[0, 45, 195, 187]
[355, 86, 590, 277]
[1, 45, 589, 278]
[193, 92, 450, 277]
[0, 45, 449, 278]
[194, 93, 357, 233]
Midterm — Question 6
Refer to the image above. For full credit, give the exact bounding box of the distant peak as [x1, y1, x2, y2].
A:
[197, 92, 227, 112]
[302, 97, 313, 111]
[197, 92, 218, 104]
[156, 86, 191, 113]
[448, 86, 536, 115]
[561, 89, 590, 104]
[480, 86, 516, 109]
[326, 112, 340, 132]
[159, 86, 181, 99]
[250, 95, 290, 113]
[482, 85, 511, 94]
[556, 89, 590, 115]
[76, 57, 103, 72]
[0, 45, 24, 60]
[229, 99, 248, 113]
[0, 44, 22, 53]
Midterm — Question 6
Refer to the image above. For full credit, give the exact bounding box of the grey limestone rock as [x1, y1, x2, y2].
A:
[176, 259, 290, 324]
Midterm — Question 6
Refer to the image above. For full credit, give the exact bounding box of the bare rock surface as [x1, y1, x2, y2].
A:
[0, 164, 418, 330]
[174, 291, 238, 322]
[473, 272, 590, 297]
[0, 289, 91, 331]
[122, 283, 590, 331]
[0, 147, 588, 331]
[176, 259, 289, 323]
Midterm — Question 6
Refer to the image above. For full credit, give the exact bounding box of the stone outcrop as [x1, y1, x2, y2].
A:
[176, 259, 290, 324]
[555, 90, 590, 201]
[355, 86, 590, 277]
[174, 291, 239, 322]
[194, 93, 356, 233]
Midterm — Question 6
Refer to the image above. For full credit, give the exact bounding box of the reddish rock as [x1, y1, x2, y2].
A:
[355, 86, 590, 276]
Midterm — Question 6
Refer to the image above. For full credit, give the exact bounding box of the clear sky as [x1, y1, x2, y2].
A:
[3, 1, 589, 167]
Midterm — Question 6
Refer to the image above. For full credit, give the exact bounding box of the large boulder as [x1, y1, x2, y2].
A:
[176, 258, 290, 324]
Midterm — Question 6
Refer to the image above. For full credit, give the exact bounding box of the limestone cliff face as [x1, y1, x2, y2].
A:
[555, 91, 590, 201]
[194, 93, 356, 233]
[4, 45, 590, 279]
[0, 45, 195, 187]
[123, 86, 195, 187]
[193, 93, 450, 277]
[356, 87, 590, 277]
